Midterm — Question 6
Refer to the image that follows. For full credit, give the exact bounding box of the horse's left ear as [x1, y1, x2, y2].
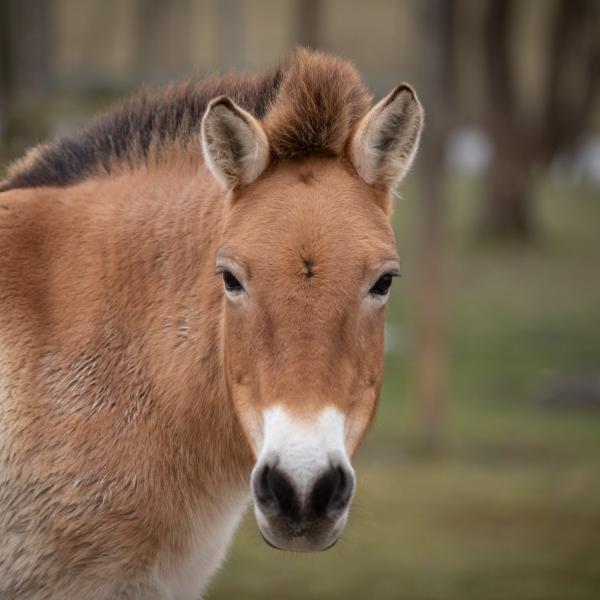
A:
[348, 84, 424, 191]
[201, 96, 270, 190]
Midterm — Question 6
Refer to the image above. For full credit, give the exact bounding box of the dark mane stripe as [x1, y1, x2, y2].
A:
[1, 49, 371, 191]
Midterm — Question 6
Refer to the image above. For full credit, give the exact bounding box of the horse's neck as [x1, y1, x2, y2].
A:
[20, 167, 252, 496]
[0, 169, 252, 593]
[105, 167, 254, 487]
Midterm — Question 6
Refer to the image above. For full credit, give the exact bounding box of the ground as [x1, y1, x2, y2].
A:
[210, 175, 600, 600]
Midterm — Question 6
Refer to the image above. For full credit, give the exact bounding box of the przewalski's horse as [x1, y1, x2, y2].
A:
[0, 49, 423, 599]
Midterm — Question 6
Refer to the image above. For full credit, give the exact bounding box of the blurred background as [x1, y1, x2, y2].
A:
[2, 1, 600, 598]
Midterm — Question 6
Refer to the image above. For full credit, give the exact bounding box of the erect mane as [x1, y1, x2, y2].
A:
[1, 48, 372, 191]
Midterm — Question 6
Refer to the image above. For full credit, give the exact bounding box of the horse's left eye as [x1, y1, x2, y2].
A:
[222, 270, 243, 293]
[369, 274, 393, 296]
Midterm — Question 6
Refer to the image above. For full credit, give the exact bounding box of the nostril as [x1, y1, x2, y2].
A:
[330, 466, 354, 510]
[254, 464, 299, 518]
[254, 464, 275, 505]
[311, 468, 339, 515]
[310, 466, 354, 518]
[266, 467, 296, 514]
[331, 467, 346, 507]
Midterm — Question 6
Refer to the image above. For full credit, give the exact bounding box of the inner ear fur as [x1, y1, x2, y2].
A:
[201, 96, 270, 190]
[348, 84, 424, 192]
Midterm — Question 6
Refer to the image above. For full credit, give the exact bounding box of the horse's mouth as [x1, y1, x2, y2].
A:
[259, 529, 341, 552]
[254, 509, 346, 552]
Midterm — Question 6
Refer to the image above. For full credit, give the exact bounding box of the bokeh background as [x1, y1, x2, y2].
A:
[2, 1, 600, 598]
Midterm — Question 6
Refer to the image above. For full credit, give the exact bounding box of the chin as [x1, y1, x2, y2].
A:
[255, 510, 346, 553]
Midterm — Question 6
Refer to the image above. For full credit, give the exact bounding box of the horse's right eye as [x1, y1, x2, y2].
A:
[369, 273, 393, 296]
[222, 270, 243, 294]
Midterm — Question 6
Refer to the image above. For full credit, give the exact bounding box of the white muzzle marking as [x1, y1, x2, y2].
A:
[250, 405, 356, 551]
[257, 406, 352, 499]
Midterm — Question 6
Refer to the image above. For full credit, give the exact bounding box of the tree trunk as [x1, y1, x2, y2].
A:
[295, 0, 321, 49]
[134, 0, 169, 78]
[415, 0, 456, 451]
[216, 0, 246, 70]
[480, 148, 533, 240]
[478, 0, 599, 241]
[415, 173, 447, 450]
[0, 0, 50, 159]
[10, 0, 51, 96]
[0, 0, 13, 148]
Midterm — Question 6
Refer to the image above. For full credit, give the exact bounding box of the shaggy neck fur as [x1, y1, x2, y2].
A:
[0, 166, 253, 597]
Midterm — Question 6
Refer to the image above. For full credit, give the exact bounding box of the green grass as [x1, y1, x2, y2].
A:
[210, 176, 600, 599]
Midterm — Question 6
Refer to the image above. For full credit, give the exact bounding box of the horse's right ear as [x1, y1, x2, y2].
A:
[201, 96, 270, 191]
[348, 84, 424, 192]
